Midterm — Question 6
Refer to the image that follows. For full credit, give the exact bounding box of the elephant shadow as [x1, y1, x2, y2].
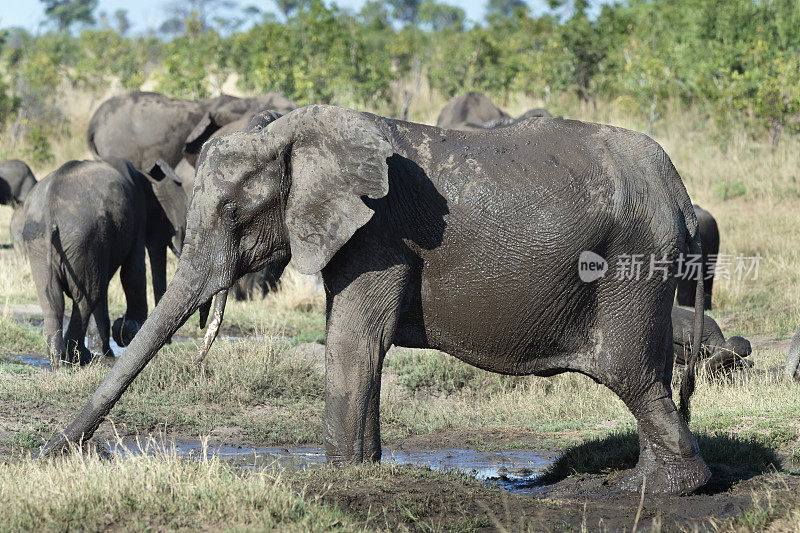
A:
[534, 430, 782, 495]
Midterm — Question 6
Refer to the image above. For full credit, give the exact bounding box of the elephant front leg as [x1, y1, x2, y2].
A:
[321, 257, 407, 464]
[324, 333, 387, 464]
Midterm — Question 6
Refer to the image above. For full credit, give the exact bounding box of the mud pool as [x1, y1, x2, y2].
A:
[106, 437, 558, 493]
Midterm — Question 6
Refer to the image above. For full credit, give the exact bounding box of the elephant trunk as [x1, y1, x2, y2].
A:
[36, 262, 210, 458]
[194, 289, 228, 365]
[785, 327, 800, 381]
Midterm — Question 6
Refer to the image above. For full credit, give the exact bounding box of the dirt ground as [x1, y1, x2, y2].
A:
[2, 403, 794, 532]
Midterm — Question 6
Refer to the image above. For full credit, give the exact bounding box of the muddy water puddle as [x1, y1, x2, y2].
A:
[107, 438, 557, 493]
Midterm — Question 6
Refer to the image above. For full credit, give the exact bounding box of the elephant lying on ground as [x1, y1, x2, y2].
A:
[676, 205, 718, 310]
[87, 91, 297, 169]
[1, 160, 37, 252]
[39, 106, 709, 495]
[436, 92, 552, 130]
[671, 306, 751, 376]
[21, 158, 186, 366]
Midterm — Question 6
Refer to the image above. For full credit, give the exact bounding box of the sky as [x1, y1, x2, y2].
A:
[0, 0, 592, 34]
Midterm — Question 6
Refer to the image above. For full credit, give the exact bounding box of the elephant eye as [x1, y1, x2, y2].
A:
[222, 203, 237, 221]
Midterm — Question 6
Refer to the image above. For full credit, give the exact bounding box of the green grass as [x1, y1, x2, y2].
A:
[0, 452, 355, 532]
[0, 315, 46, 356]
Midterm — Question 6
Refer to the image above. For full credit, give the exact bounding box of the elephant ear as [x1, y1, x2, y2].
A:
[245, 109, 283, 132]
[145, 159, 188, 240]
[184, 113, 220, 166]
[275, 106, 393, 275]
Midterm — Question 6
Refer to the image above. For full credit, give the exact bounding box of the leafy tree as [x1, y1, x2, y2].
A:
[114, 9, 131, 35]
[417, 1, 465, 31]
[274, 0, 306, 20]
[359, 0, 391, 28]
[156, 13, 228, 98]
[387, 0, 420, 25]
[486, 0, 526, 19]
[40, 0, 97, 32]
[164, 0, 238, 31]
[0, 30, 20, 128]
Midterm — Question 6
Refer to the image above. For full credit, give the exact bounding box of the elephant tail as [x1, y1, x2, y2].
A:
[679, 217, 704, 424]
[87, 126, 100, 160]
[45, 222, 60, 278]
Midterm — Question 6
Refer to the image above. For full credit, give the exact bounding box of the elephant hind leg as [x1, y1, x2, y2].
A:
[33, 273, 66, 367]
[87, 294, 112, 357]
[589, 303, 710, 494]
[64, 298, 95, 365]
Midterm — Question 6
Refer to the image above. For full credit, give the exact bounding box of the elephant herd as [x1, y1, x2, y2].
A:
[0, 90, 797, 496]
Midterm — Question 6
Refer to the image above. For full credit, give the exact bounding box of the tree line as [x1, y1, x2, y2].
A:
[2, 0, 800, 163]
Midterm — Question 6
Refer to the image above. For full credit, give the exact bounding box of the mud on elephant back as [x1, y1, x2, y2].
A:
[20, 157, 187, 366]
[38, 106, 709, 495]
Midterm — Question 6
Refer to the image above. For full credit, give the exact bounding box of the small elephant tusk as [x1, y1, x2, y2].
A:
[194, 289, 228, 366]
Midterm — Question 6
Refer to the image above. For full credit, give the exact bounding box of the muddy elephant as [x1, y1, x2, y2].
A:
[180, 109, 285, 301]
[39, 106, 709, 495]
[21, 158, 186, 366]
[671, 306, 751, 376]
[1, 160, 37, 252]
[87, 91, 297, 169]
[436, 92, 552, 131]
[178, 109, 284, 197]
[676, 205, 718, 310]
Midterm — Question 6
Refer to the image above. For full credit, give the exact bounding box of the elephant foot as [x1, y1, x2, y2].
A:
[617, 447, 710, 495]
[112, 316, 143, 347]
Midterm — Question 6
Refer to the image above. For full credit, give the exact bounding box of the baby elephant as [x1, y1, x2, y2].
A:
[21, 158, 186, 366]
[672, 306, 752, 376]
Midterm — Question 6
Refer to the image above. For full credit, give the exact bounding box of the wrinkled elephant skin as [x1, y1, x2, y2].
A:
[39, 106, 709, 495]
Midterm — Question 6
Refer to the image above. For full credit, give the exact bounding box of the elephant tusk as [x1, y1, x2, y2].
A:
[194, 289, 228, 366]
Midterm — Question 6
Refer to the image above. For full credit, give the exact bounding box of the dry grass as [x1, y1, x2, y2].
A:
[0, 448, 354, 532]
[1, 83, 800, 530]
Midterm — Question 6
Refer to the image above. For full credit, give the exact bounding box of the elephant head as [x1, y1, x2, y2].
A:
[37, 106, 393, 456]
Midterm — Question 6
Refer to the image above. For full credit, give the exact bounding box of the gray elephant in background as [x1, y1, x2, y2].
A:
[671, 306, 752, 376]
[0, 159, 37, 206]
[436, 92, 552, 131]
[21, 158, 186, 366]
[676, 205, 718, 310]
[87, 91, 297, 170]
[1, 160, 37, 252]
[41, 106, 710, 495]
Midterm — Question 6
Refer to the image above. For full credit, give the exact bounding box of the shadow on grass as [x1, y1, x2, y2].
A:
[536, 430, 781, 494]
